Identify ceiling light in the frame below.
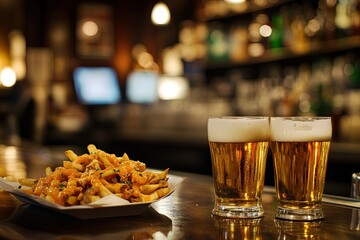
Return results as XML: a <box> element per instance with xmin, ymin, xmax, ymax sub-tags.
<box><xmin>0</xmin><ymin>67</ymin><xmax>17</xmax><ymax>87</ymax></box>
<box><xmin>82</xmin><ymin>21</ymin><xmax>99</xmax><ymax>37</ymax></box>
<box><xmin>151</xmin><ymin>2</ymin><xmax>171</xmax><ymax>25</ymax></box>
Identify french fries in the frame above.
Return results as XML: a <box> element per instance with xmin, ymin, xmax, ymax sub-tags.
<box><xmin>18</xmin><ymin>144</ymin><xmax>170</xmax><ymax>206</ymax></box>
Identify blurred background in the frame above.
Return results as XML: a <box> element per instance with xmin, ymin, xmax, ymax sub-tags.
<box><xmin>0</xmin><ymin>0</ymin><xmax>359</xmax><ymax>196</ymax></box>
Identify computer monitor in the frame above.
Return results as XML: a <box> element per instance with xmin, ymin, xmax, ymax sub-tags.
<box><xmin>126</xmin><ymin>71</ymin><xmax>158</xmax><ymax>104</ymax></box>
<box><xmin>73</xmin><ymin>67</ymin><xmax>121</xmax><ymax>105</ymax></box>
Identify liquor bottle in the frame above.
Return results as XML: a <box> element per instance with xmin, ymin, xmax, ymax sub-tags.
<box><xmin>207</xmin><ymin>22</ymin><xmax>229</xmax><ymax>62</ymax></box>
<box><xmin>269</xmin><ymin>10</ymin><xmax>283</xmax><ymax>49</ymax></box>
<box><xmin>229</xmin><ymin>22</ymin><xmax>248</xmax><ymax>62</ymax></box>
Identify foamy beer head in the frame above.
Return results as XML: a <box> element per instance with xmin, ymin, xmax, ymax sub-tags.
<box><xmin>270</xmin><ymin>117</ymin><xmax>332</xmax><ymax>142</ymax></box>
<box><xmin>208</xmin><ymin>117</ymin><xmax>269</xmax><ymax>142</ymax></box>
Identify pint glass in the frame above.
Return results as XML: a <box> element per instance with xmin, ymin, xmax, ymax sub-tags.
<box><xmin>208</xmin><ymin>117</ymin><xmax>269</xmax><ymax>218</ymax></box>
<box><xmin>270</xmin><ymin>117</ymin><xmax>332</xmax><ymax>221</ymax></box>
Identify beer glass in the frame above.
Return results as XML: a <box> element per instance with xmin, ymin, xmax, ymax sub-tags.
<box><xmin>208</xmin><ymin>117</ymin><xmax>269</xmax><ymax>218</ymax></box>
<box><xmin>270</xmin><ymin>117</ymin><xmax>332</xmax><ymax>221</ymax></box>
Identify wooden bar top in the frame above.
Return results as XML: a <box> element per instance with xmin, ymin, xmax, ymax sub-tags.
<box><xmin>0</xmin><ymin>142</ymin><xmax>359</xmax><ymax>239</ymax></box>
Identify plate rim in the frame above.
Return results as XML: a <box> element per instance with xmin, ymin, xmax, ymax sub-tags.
<box><xmin>0</xmin><ymin>174</ymin><xmax>185</xmax><ymax>219</ymax></box>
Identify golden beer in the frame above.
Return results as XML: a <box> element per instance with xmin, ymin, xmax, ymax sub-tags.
<box><xmin>270</xmin><ymin>117</ymin><xmax>332</xmax><ymax>221</ymax></box>
<box><xmin>210</xmin><ymin>141</ymin><xmax>268</xmax><ymax>212</ymax></box>
<box><xmin>272</xmin><ymin>141</ymin><xmax>330</xmax><ymax>207</ymax></box>
<box><xmin>208</xmin><ymin>117</ymin><xmax>269</xmax><ymax>218</ymax></box>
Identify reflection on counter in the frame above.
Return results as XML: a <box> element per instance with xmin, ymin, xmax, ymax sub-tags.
<box><xmin>274</xmin><ymin>219</ymin><xmax>323</xmax><ymax>239</ymax></box>
<box><xmin>214</xmin><ymin>217</ymin><xmax>262</xmax><ymax>240</ymax></box>
<box><xmin>5</xmin><ymin>204</ymin><xmax>173</xmax><ymax>239</ymax></box>
<box><xmin>351</xmin><ymin>209</ymin><xmax>360</xmax><ymax>231</ymax></box>
<box><xmin>0</xmin><ymin>143</ymin><xmax>80</xmax><ymax>180</ymax></box>
<box><xmin>0</xmin><ymin>145</ymin><xmax>27</xmax><ymax>180</ymax></box>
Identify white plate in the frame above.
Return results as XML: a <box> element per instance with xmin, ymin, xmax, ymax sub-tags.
<box><xmin>0</xmin><ymin>175</ymin><xmax>185</xmax><ymax>219</ymax></box>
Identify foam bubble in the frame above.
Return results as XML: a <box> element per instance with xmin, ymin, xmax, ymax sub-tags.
<box><xmin>208</xmin><ymin>117</ymin><xmax>269</xmax><ymax>142</ymax></box>
<box><xmin>270</xmin><ymin>117</ymin><xmax>332</xmax><ymax>142</ymax></box>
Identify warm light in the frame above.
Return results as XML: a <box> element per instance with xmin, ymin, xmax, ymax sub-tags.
<box><xmin>158</xmin><ymin>75</ymin><xmax>189</xmax><ymax>100</ymax></box>
<box><xmin>11</xmin><ymin>59</ymin><xmax>26</xmax><ymax>80</ymax></box>
<box><xmin>259</xmin><ymin>24</ymin><xmax>272</xmax><ymax>37</ymax></box>
<box><xmin>132</xmin><ymin>44</ymin><xmax>147</xmax><ymax>61</ymax></box>
<box><xmin>82</xmin><ymin>21</ymin><xmax>99</xmax><ymax>37</ymax></box>
<box><xmin>179</xmin><ymin>23</ymin><xmax>196</xmax><ymax>45</ymax></box>
<box><xmin>3</xmin><ymin>146</ymin><xmax>26</xmax><ymax>179</ymax></box>
<box><xmin>0</xmin><ymin>67</ymin><xmax>17</xmax><ymax>87</ymax></box>
<box><xmin>138</xmin><ymin>52</ymin><xmax>155</xmax><ymax>69</ymax></box>
<box><xmin>151</xmin><ymin>2</ymin><xmax>171</xmax><ymax>25</ymax></box>
<box><xmin>335</xmin><ymin>2</ymin><xmax>352</xmax><ymax>30</ymax></box>
<box><xmin>248</xmin><ymin>43</ymin><xmax>265</xmax><ymax>57</ymax></box>
<box><xmin>9</xmin><ymin>31</ymin><xmax>26</xmax><ymax>58</ymax></box>
<box><xmin>9</xmin><ymin>31</ymin><xmax>26</xmax><ymax>80</ymax></box>
<box><xmin>248</xmin><ymin>23</ymin><xmax>261</xmax><ymax>41</ymax></box>
<box><xmin>225</xmin><ymin>0</ymin><xmax>246</xmax><ymax>3</ymax></box>
<box><xmin>305</xmin><ymin>19</ymin><xmax>321</xmax><ymax>37</ymax></box>
<box><xmin>254</xmin><ymin>0</ymin><xmax>268</xmax><ymax>6</ymax></box>
<box><xmin>162</xmin><ymin>47</ymin><xmax>183</xmax><ymax>75</ymax></box>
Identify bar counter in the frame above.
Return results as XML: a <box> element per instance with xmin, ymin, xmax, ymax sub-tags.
<box><xmin>0</xmin><ymin>142</ymin><xmax>359</xmax><ymax>239</ymax></box>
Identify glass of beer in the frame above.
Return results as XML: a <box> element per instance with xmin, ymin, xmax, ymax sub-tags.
<box><xmin>270</xmin><ymin>117</ymin><xmax>332</xmax><ymax>221</ymax></box>
<box><xmin>208</xmin><ymin>116</ymin><xmax>269</xmax><ymax>218</ymax></box>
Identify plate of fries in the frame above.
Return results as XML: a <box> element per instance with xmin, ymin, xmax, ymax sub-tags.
<box><xmin>0</xmin><ymin>144</ymin><xmax>184</xmax><ymax>219</ymax></box>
